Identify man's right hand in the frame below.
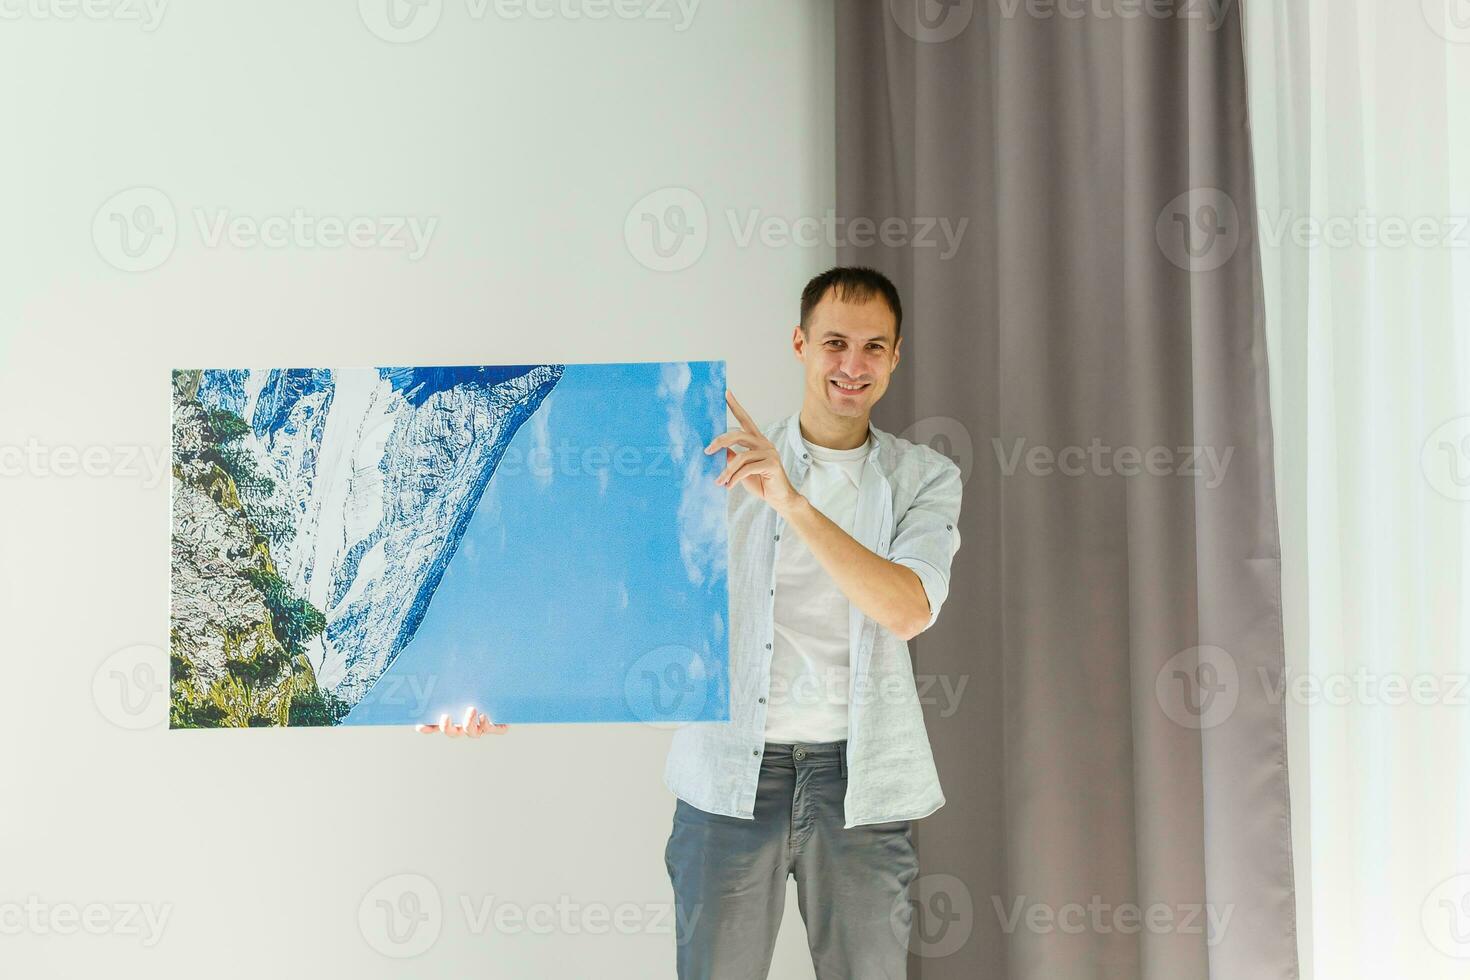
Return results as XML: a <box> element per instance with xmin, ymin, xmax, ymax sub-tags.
<box><xmin>415</xmin><ymin>705</ymin><xmax>508</xmax><ymax>738</ymax></box>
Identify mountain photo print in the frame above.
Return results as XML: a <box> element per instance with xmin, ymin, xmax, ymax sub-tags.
<box><xmin>168</xmin><ymin>361</ymin><xmax>730</xmax><ymax>729</ymax></box>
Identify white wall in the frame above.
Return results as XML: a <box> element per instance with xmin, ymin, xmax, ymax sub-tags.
<box><xmin>0</xmin><ymin>3</ymin><xmax>834</xmax><ymax>976</ymax></box>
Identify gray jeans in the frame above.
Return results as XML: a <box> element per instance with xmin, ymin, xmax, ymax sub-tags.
<box><xmin>664</xmin><ymin>739</ymin><xmax>919</xmax><ymax>980</ymax></box>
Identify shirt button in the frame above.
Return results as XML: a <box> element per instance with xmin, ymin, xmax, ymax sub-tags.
<box><xmin>752</xmin><ymin>749</ymin><xmax>760</xmax><ymax>756</ymax></box>
<box><xmin>773</xmin><ymin>534</ymin><xmax>780</xmax><ymax>541</ymax></box>
<box><xmin>947</xmin><ymin>524</ymin><xmax>953</xmax><ymax>530</ymax></box>
<box><xmin>765</xmin><ymin>643</ymin><xmax>772</xmax><ymax>649</ymax></box>
<box><xmin>758</xmin><ymin>697</ymin><xmax>766</xmax><ymax>703</ymax></box>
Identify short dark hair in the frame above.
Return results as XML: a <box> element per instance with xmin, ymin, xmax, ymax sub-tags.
<box><xmin>799</xmin><ymin>266</ymin><xmax>903</xmax><ymax>342</ymax></box>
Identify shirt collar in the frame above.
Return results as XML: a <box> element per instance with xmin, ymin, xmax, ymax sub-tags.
<box><xmin>781</xmin><ymin>410</ymin><xmax>884</xmax><ymax>477</ymax></box>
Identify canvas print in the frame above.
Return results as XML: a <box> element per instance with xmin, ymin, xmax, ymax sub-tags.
<box><xmin>169</xmin><ymin>361</ymin><xmax>729</xmax><ymax>728</ymax></box>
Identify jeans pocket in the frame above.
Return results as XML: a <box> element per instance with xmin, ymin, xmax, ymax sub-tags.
<box><xmin>665</xmin><ymin>802</ymin><xmax>685</xmax><ymax>881</ymax></box>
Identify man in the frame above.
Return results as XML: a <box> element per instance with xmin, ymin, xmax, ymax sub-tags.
<box><xmin>662</xmin><ymin>266</ymin><xmax>963</xmax><ymax>979</ymax></box>
<box><xmin>421</xmin><ymin>266</ymin><xmax>963</xmax><ymax>980</ymax></box>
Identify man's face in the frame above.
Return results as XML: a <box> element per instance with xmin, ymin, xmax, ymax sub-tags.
<box><xmin>794</xmin><ymin>291</ymin><xmax>902</xmax><ymax>420</ymax></box>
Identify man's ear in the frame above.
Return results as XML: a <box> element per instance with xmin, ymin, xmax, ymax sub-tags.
<box><xmin>892</xmin><ymin>334</ymin><xmax>903</xmax><ymax>370</ymax></box>
<box><xmin>792</xmin><ymin>324</ymin><xmax>806</xmax><ymax>360</ymax></box>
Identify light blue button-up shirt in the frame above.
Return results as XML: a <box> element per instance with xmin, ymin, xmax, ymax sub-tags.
<box><xmin>663</xmin><ymin>409</ymin><xmax>964</xmax><ymax>829</ymax></box>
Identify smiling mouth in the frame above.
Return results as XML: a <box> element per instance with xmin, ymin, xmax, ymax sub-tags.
<box><xmin>830</xmin><ymin>379</ymin><xmax>870</xmax><ymax>393</ymax></box>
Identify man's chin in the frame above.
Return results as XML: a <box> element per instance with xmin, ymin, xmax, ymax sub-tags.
<box><xmin>824</xmin><ymin>392</ymin><xmax>872</xmax><ymax>417</ymax></box>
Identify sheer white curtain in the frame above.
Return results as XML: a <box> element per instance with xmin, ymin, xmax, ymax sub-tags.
<box><xmin>1244</xmin><ymin>2</ymin><xmax>1470</xmax><ymax>977</ymax></box>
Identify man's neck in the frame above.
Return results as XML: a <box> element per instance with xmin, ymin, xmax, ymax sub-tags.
<box><xmin>797</xmin><ymin>403</ymin><xmax>871</xmax><ymax>451</ymax></box>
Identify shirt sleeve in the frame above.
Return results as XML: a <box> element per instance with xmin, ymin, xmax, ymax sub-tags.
<box><xmin>886</xmin><ymin>455</ymin><xmax>964</xmax><ymax>634</ymax></box>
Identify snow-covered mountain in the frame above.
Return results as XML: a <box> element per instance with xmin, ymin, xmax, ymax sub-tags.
<box><xmin>193</xmin><ymin>364</ymin><xmax>563</xmax><ymax>708</ymax></box>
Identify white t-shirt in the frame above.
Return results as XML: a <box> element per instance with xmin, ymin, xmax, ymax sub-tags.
<box><xmin>762</xmin><ymin>434</ymin><xmax>869</xmax><ymax>743</ymax></box>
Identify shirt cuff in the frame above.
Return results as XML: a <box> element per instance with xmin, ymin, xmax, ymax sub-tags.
<box><xmin>892</xmin><ymin>555</ymin><xmax>948</xmax><ymax>633</ymax></box>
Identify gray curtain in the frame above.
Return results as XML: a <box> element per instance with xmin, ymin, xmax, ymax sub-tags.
<box><xmin>835</xmin><ymin>3</ymin><xmax>1300</xmax><ymax>979</ymax></box>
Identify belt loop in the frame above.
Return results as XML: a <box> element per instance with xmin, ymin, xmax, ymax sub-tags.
<box><xmin>839</xmin><ymin>743</ymin><xmax>847</xmax><ymax>780</ymax></box>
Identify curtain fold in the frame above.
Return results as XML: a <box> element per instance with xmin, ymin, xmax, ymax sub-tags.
<box><xmin>837</xmin><ymin>4</ymin><xmax>1299</xmax><ymax>977</ymax></box>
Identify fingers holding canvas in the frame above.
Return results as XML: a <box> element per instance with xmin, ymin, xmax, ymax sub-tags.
<box><xmin>725</xmin><ymin>389</ymin><xmax>758</xmax><ymax>433</ymax></box>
